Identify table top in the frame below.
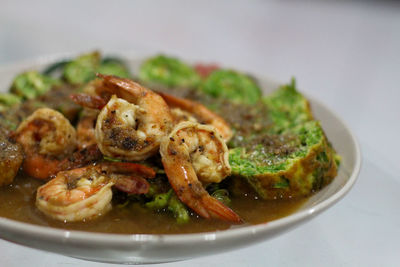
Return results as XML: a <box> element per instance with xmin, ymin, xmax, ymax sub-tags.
<box><xmin>1</xmin><ymin>1</ymin><xmax>399</xmax><ymax>266</ymax></box>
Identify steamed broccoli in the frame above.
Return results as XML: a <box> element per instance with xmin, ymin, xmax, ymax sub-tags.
<box><xmin>201</xmin><ymin>70</ymin><xmax>262</xmax><ymax>105</ymax></box>
<box><xmin>11</xmin><ymin>71</ymin><xmax>59</xmax><ymax>99</ymax></box>
<box><xmin>97</xmin><ymin>58</ymin><xmax>131</xmax><ymax>78</ymax></box>
<box><xmin>146</xmin><ymin>189</ymin><xmax>190</xmax><ymax>224</ymax></box>
<box><xmin>0</xmin><ymin>93</ymin><xmax>21</xmax><ymax>111</ymax></box>
<box><xmin>168</xmin><ymin>194</ymin><xmax>190</xmax><ymax>224</ymax></box>
<box><xmin>63</xmin><ymin>51</ymin><xmax>101</xmax><ymax>84</ymax></box>
<box><xmin>139</xmin><ymin>54</ymin><xmax>200</xmax><ymax>88</ymax></box>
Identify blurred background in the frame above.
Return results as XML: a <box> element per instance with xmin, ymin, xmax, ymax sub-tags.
<box><xmin>1</xmin><ymin>1</ymin><xmax>399</xmax><ymax>266</ymax></box>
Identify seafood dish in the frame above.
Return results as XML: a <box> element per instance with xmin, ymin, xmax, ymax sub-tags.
<box><xmin>0</xmin><ymin>52</ymin><xmax>339</xmax><ymax>234</ymax></box>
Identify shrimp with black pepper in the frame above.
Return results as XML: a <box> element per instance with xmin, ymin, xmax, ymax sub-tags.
<box><xmin>75</xmin><ymin>74</ymin><xmax>174</xmax><ymax>161</ymax></box>
<box><xmin>160</xmin><ymin>121</ymin><xmax>241</xmax><ymax>222</ymax></box>
<box><xmin>14</xmin><ymin>108</ymin><xmax>102</xmax><ymax>179</ymax></box>
<box><xmin>14</xmin><ymin>108</ymin><xmax>77</xmax><ymax>179</ymax></box>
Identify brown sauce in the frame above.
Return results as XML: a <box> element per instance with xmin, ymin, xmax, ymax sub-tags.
<box><xmin>0</xmin><ymin>175</ymin><xmax>307</xmax><ymax>234</ymax></box>
<box><xmin>0</xmin><ymin>79</ymin><xmax>309</xmax><ymax>234</ymax></box>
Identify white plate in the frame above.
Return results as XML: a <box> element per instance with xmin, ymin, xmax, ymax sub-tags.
<box><xmin>0</xmin><ymin>53</ymin><xmax>361</xmax><ymax>264</ymax></box>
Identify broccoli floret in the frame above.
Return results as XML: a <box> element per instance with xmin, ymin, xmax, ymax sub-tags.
<box><xmin>97</xmin><ymin>58</ymin><xmax>131</xmax><ymax>78</ymax></box>
<box><xmin>168</xmin><ymin>193</ymin><xmax>190</xmax><ymax>224</ymax></box>
<box><xmin>11</xmin><ymin>71</ymin><xmax>59</xmax><ymax>100</ymax></box>
<box><xmin>145</xmin><ymin>190</ymin><xmax>172</xmax><ymax>210</ymax></box>
<box><xmin>139</xmin><ymin>54</ymin><xmax>200</xmax><ymax>88</ymax></box>
<box><xmin>0</xmin><ymin>93</ymin><xmax>21</xmax><ymax>107</ymax></box>
<box><xmin>145</xmin><ymin>189</ymin><xmax>190</xmax><ymax>224</ymax></box>
<box><xmin>201</xmin><ymin>69</ymin><xmax>262</xmax><ymax>105</ymax></box>
<box><xmin>48</xmin><ymin>53</ymin><xmax>130</xmax><ymax>83</ymax></box>
<box><xmin>63</xmin><ymin>51</ymin><xmax>101</xmax><ymax>84</ymax></box>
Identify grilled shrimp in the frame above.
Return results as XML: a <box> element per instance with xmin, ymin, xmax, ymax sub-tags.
<box><xmin>94</xmin><ymin>74</ymin><xmax>173</xmax><ymax>161</ymax></box>
<box><xmin>36</xmin><ymin>162</ymin><xmax>155</xmax><ymax>222</ymax></box>
<box><xmin>14</xmin><ymin>108</ymin><xmax>77</xmax><ymax>179</ymax></box>
<box><xmin>14</xmin><ymin>108</ymin><xmax>102</xmax><ymax>179</ymax></box>
<box><xmin>160</xmin><ymin>121</ymin><xmax>241</xmax><ymax>222</ymax></box>
<box><xmin>158</xmin><ymin>92</ymin><xmax>232</xmax><ymax>142</ymax></box>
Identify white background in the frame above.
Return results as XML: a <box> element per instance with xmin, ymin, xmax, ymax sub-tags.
<box><xmin>1</xmin><ymin>0</ymin><xmax>399</xmax><ymax>266</ymax></box>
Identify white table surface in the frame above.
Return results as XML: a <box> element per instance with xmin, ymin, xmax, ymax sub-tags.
<box><xmin>1</xmin><ymin>0</ymin><xmax>399</xmax><ymax>266</ymax></box>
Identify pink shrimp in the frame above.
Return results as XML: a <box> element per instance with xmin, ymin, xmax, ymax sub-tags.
<box><xmin>36</xmin><ymin>162</ymin><xmax>156</xmax><ymax>222</ymax></box>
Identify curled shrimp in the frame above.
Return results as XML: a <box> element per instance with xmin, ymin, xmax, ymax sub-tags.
<box><xmin>93</xmin><ymin>74</ymin><xmax>173</xmax><ymax>161</ymax></box>
<box><xmin>14</xmin><ymin>108</ymin><xmax>77</xmax><ymax>179</ymax></box>
<box><xmin>36</xmin><ymin>166</ymin><xmax>114</xmax><ymax>222</ymax></box>
<box><xmin>158</xmin><ymin>92</ymin><xmax>233</xmax><ymax>142</ymax></box>
<box><xmin>14</xmin><ymin>108</ymin><xmax>102</xmax><ymax>179</ymax></box>
<box><xmin>36</xmin><ymin>162</ymin><xmax>155</xmax><ymax>222</ymax></box>
<box><xmin>160</xmin><ymin>121</ymin><xmax>241</xmax><ymax>222</ymax></box>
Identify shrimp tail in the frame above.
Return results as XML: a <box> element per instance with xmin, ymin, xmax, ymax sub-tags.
<box><xmin>164</xmin><ymin>159</ymin><xmax>242</xmax><ymax>223</ymax></box>
<box><xmin>116</xmin><ymin>162</ymin><xmax>156</xmax><ymax>178</ymax></box>
<box><xmin>114</xmin><ymin>176</ymin><xmax>150</xmax><ymax>194</ymax></box>
<box><xmin>201</xmin><ymin>195</ymin><xmax>242</xmax><ymax>223</ymax></box>
<box><xmin>100</xmin><ymin>162</ymin><xmax>156</xmax><ymax>179</ymax></box>
<box><xmin>70</xmin><ymin>93</ymin><xmax>107</xmax><ymax>110</ymax></box>
<box><xmin>170</xmin><ymin>181</ymin><xmax>242</xmax><ymax>223</ymax></box>
<box><xmin>23</xmin><ymin>153</ymin><xmax>64</xmax><ymax>180</ymax></box>
<box><xmin>95</xmin><ymin>74</ymin><xmax>147</xmax><ymax>104</ymax></box>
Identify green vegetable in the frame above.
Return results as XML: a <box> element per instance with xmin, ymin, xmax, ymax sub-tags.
<box><xmin>145</xmin><ymin>189</ymin><xmax>190</xmax><ymax>223</ymax></box>
<box><xmin>63</xmin><ymin>51</ymin><xmax>101</xmax><ymax>84</ymax></box>
<box><xmin>145</xmin><ymin>190</ymin><xmax>172</xmax><ymax>210</ymax></box>
<box><xmin>11</xmin><ymin>71</ymin><xmax>59</xmax><ymax>99</ymax></box>
<box><xmin>97</xmin><ymin>58</ymin><xmax>131</xmax><ymax>78</ymax></box>
<box><xmin>201</xmin><ymin>69</ymin><xmax>262</xmax><ymax>105</ymax></box>
<box><xmin>273</xmin><ymin>177</ymin><xmax>290</xmax><ymax>189</ymax></box>
<box><xmin>0</xmin><ymin>93</ymin><xmax>21</xmax><ymax>112</ymax></box>
<box><xmin>43</xmin><ymin>60</ymin><xmax>71</xmax><ymax>77</ymax></box>
<box><xmin>168</xmin><ymin>193</ymin><xmax>190</xmax><ymax>224</ymax></box>
<box><xmin>103</xmin><ymin>156</ymin><xmax>123</xmax><ymax>162</ymax></box>
<box><xmin>334</xmin><ymin>154</ymin><xmax>342</xmax><ymax>167</ymax></box>
<box><xmin>0</xmin><ymin>93</ymin><xmax>21</xmax><ymax>106</ymax></box>
<box><xmin>145</xmin><ymin>183</ymin><xmax>158</xmax><ymax>198</ymax></box>
<box><xmin>211</xmin><ymin>189</ymin><xmax>231</xmax><ymax>206</ymax></box>
<box><xmin>139</xmin><ymin>54</ymin><xmax>200</xmax><ymax>87</ymax></box>
<box><xmin>263</xmin><ymin>78</ymin><xmax>313</xmax><ymax>132</ymax></box>
<box><xmin>228</xmin><ymin>79</ymin><xmax>339</xmax><ymax>199</ymax></box>
<box><xmin>62</xmin><ymin>53</ymin><xmax>131</xmax><ymax>84</ymax></box>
